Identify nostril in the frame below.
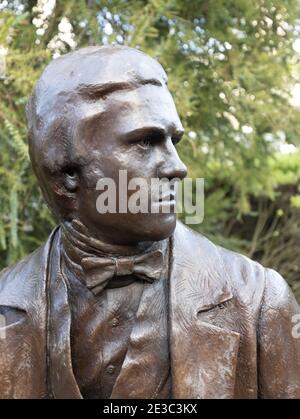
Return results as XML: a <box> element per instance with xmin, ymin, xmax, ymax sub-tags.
<box><xmin>173</xmin><ymin>163</ymin><xmax>187</xmax><ymax>180</ymax></box>
<box><xmin>158</xmin><ymin>160</ymin><xmax>187</xmax><ymax>181</ymax></box>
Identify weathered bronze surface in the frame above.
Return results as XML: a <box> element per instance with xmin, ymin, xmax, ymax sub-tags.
<box><xmin>0</xmin><ymin>46</ymin><xmax>299</xmax><ymax>399</ymax></box>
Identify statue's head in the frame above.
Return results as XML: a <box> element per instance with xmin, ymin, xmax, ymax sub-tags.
<box><xmin>26</xmin><ymin>45</ymin><xmax>187</xmax><ymax>244</ymax></box>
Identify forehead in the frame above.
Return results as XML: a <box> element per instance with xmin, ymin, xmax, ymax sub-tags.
<box><xmin>78</xmin><ymin>84</ymin><xmax>182</xmax><ymax>134</ymax></box>
<box><xmin>40</xmin><ymin>47</ymin><xmax>166</xmax><ymax>100</ymax></box>
<box><xmin>35</xmin><ymin>47</ymin><xmax>168</xmax><ymax>128</ymax></box>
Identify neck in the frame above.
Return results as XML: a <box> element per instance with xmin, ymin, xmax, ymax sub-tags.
<box><xmin>60</xmin><ymin>219</ymin><xmax>165</xmax><ymax>289</ymax></box>
<box><xmin>62</xmin><ymin>219</ymin><xmax>156</xmax><ymax>257</ymax></box>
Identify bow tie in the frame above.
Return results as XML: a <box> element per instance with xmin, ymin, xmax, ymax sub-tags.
<box><xmin>81</xmin><ymin>249</ymin><xmax>164</xmax><ymax>295</ymax></box>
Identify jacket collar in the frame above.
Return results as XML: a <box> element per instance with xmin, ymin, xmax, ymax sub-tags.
<box><xmin>170</xmin><ymin>221</ymin><xmax>234</xmax><ymax>315</ymax></box>
<box><xmin>46</xmin><ymin>228</ymin><xmax>83</xmax><ymax>399</ymax></box>
<box><xmin>0</xmin><ymin>221</ymin><xmax>233</xmax><ymax>319</ymax></box>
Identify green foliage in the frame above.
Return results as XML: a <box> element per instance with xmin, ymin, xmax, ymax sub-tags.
<box><xmin>0</xmin><ymin>0</ymin><xmax>300</xmax><ymax>299</ymax></box>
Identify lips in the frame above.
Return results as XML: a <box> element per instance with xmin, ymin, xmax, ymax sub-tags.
<box><xmin>158</xmin><ymin>192</ymin><xmax>176</xmax><ymax>203</ymax></box>
<box><xmin>156</xmin><ymin>193</ymin><xmax>177</xmax><ymax>213</ymax></box>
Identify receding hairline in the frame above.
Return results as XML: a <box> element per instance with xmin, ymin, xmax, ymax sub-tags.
<box><xmin>41</xmin><ymin>45</ymin><xmax>168</xmax><ymax>84</ymax></box>
<box><xmin>29</xmin><ymin>45</ymin><xmax>168</xmax><ymax>110</ymax></box>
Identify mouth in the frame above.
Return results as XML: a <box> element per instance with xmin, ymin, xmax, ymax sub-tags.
<box><xmin>158</xmin><ymin>200</ymin><xmax>176</xmax><ymax>208</ymax></box>
<box><xmin>155</xmin><ymin>193</ymin><xmax>177</xmax><ymax>213</ymax></box>
<box><xmin>158</xmin><ymin>192</ymin><xmax>176</xmax><ymax>203</ymax></box>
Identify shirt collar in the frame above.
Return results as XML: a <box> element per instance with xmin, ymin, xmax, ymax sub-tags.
<box><xmin>60</xmin><ymin>219</ymin><xmax>169</xmax><ymax>289</ymax></box>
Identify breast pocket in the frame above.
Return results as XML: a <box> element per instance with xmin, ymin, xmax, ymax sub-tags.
<box><xmin>197</xmin><ymin>298</ymin><xmax>240</xmax><ymax>332</ymax></box>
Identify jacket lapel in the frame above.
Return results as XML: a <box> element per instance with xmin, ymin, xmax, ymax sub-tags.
<box><xmin>47</xmin><ymin>228</ymin><xmax>83</xmax><ymax>399</ymax></box>
<box><xmin>0</xmin><ymin>228</ymin><xmax>57</xmax><ymax>398</ymax></box>
<box><xmin>169</xmin><ymin>222</ymin><xmax>240</xmax><ymax>399</ymax></box>
<box><xmin>0</xmin><ymin>227</ymin><xmax>83</xmax><ymax>399</ymax></box>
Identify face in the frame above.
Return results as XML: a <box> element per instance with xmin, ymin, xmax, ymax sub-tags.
<box><xmin>29</xmin><ymin>48</ymin><xmax>188</xmax><ymax>245</ymax></box>
<box><xmin>62</xmin><ymin>76</ymin><xmax>187</xmax><ymax>244</ymax></box>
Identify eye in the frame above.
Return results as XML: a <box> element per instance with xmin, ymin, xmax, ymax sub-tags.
<box><xmin>137</xmin><ymin>137</ymin><xmax>152</xmax><ymax>150</ymax></box>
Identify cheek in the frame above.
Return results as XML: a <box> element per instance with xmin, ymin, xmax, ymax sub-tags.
<box><xmin>108</xmin><ymin>147</ymin><xmax>149</xmax><ymax>178</ymax></box>
<box><xmin>79</xmin><ymin>145</ymin><xmax>158</xmax><ymax>194</ymax></box>
<box><xmin>117</xmin><ymin>147</ymin><xmax>159</xmax><ymax>175</ymax></box>
<box><xmin>77</xmin><ymin>188</ymin><xmax>99</xmax><ymax>221</ymax></box>
<box><xmin>81</xmin><ymin>164</ymin><xmax>106</xmax><ymax>189</ymax></box>
<box><xmin>79</xmin><ymin>148</ymin><xmax>121</xmax><ymax>188</ymax></box>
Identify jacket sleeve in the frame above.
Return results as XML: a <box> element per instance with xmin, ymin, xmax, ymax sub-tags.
<box><xmin>258</xmin><ymin>268</ymin><xmax>300</xmax><ymax>399</ymax></box>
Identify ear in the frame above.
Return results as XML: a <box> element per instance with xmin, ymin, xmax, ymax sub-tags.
<box><xmin>48</xmin><ymin>169</ymin><xmax>80</xmax><ymax>220</ymax></box>
<box><xmin>63</xmin><ymin>168</ymin><xmax>80</xmax><ymax>192</ymax></box>
<box><xmin>50</xmin><ymin>168</ymin><xmax>80</xmax><ymax>216</ymax></box>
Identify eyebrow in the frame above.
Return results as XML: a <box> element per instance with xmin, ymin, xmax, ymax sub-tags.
<box><xmin>120</xmin><ymin>126</ymin><xmax>185</xmax><ymax>143</ymax></box>
<box><xmin>77</xmin><ymin>76</ymin><xmax>163</xmax><ymax>101</ymax></box>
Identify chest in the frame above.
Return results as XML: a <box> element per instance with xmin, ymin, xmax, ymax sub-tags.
<box><xmin>67</xmin><ymin>275</ymin><xmax>170</xmax><ymax>398</ymax></box>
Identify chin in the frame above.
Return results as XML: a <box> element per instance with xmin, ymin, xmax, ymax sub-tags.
<box><xmin>88</xmin><ymin>213</ymin><xmax>177</xmax><ymax>244</ymax></box>
<box><xmin>134</xmin><ymin>214</ymin><xmax>177</xmax><ymax>242</ymax></box>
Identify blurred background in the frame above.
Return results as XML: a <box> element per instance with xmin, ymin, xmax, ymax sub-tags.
<box><xmin>0</xmin><ymin>0</ymin><xmax>300</xmax><ymax>301</ymax></box>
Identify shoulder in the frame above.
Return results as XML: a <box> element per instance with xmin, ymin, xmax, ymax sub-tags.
<box><xmin>175</xmin><ymin>221</ymin><xmax>297</xmax><ymax>310</ymax></box>
<box><xmin>0</xmin><ymin>227</ymin><xmax>60</xmax><ymax>308</ymax></box>
<box><xmin>260</xmin><ymin>267</ymin><xmax>300</xmax><ymax>317</ymax></box>
<box><xmin>217</xmin><ymin>243</ymin><xmax>299</xmax><ymax>312</ymax></box>
<box><xmin>0</xmin><ymin>247</ymin><xmax>42</xmax><ymax>282</ymax></box>
<box><xmin>176</xmin><ymin>220</ymin><xmax>265</xmax><ymax>281</ymax></box>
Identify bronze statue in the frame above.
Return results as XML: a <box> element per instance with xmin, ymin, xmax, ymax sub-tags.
<box><xmin>0</xmin><ymin>45</ymin><xmax>299</xmax><ymax>399</ymax></box>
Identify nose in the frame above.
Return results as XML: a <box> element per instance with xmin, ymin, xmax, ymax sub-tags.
<box><xmin>157</xmin><ymin>138</ymin><xmax>187</xmax><ymax>180</ymax></box>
